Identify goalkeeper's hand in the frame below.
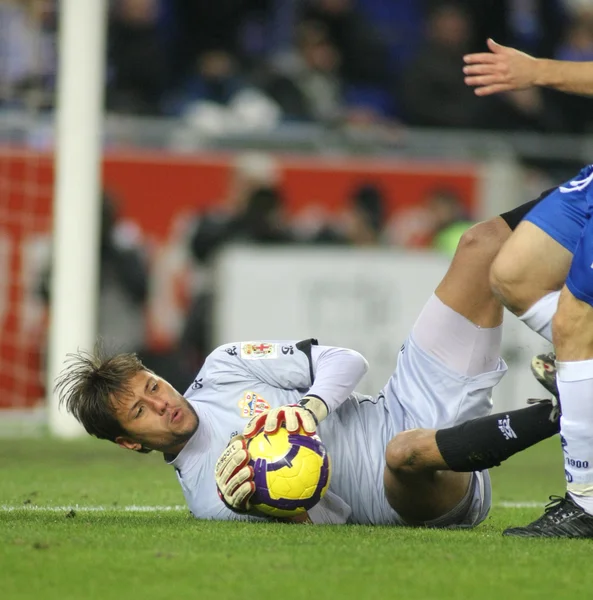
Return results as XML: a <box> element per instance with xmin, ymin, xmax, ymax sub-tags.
<box><xmin>215</xmin><ymin>435</ymin><xmax>255</xmax><ymax>513</ymax></box>
<box><xmin>243</xmin><ymin>396</ymin><xmax>329</xmax><ymax>438</ymax></box>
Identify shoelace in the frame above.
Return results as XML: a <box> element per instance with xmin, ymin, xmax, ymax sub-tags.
<box><xmin>523</xmin><ymin>495</ymin><xmax>568</xmax><ymax>528</ymax></box>
<box><xmin>543</xmin><ymin>495</ymin><xmax>566</xmax><ymax>513</ymax></box>
<box><xmin>526</xmin><ymin>398</ymin><xmax>561</xmax><ymax>423</ymax></box>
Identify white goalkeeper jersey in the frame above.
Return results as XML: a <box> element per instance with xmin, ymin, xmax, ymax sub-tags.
<box><xmin>166</xmin><ymin>339</ymin><xmax>404</xmax><ymax>526</ymax></box>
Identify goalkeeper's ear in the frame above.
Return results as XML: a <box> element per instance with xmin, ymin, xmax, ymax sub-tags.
<box><xmin>116</xmin><ymin>437</ymin><xmax>153</xmax><ymax>453</ymax></box>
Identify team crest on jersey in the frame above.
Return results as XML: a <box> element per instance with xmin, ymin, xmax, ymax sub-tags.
<box><xmin>240</xmin><ymin>342</ymin><xmax>277</xmax><ymax>360</ymax></box>
<box><xmin>238</xmin><ymin>392</ymin><xmax>270</xmax><ymax>418</ymax></box>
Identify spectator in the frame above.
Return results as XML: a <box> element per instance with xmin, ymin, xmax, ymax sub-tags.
<box><xmin>39</xmin><ymin>192</ymin><xmax>150</xmax><ymax>354</ymax></box>
<box><xmin>107</xmin><ymin>0</ymin><xmax>167</xmax><ymax>115</ymax></box>
<box><xmin>426</xmin><ymin>188</ymin><xmax>474</xmax><ymax>256</ymax></box>
<box><xmin>555</xmin><ymin>9</ymin><xmax>593</xmax><ymax>62</ymax></box>
<box><xmin>302</xmin><ymin>0</ymin><xmax>390</xmax><ymax>89</ymax></box>
<box><xmin>163</xmin><ymin>50</ymin><xmax>246</xmax><ymax>116</ymax></box>
<box><xmin>543</xmin><ymin>8</ymin><xmax>593</xmax><ymax>133</ymax></box>
<box><xmin>0</xmin><ymin>0</ymin><xmax>56</xmax><ymax>110</ymax></box>
<box><xmin>164</xmin><ymin>49</ymin><xmax>281</xmax><ymax>134</ymax></box>
<box><xmin>169</xmin><ymin>0</ymin><xmax>273</xmax><ymax>73</ymax></box>
<box><xmin>341</xmin><ymin>183</ymin><xmax>387</xmax><ymax>246</ymax></box>
<box><xmin>181</xmin><ymin>153</ymin><xmax>288</xmax><ymax>365</ymax></box>
<box><xmin>295</xmin><ymin>183</ymin><xmax>387</xmax><ymax>246</ymax></box>
<box><xmin>400</xmin><ymin>3</ymin><xmax>486</xmax><ymax>128</ymax></box>
<box><xmin>260</xmin><ymin>20</ymin><xmax>343</xmax><ymax>123</ymax></box>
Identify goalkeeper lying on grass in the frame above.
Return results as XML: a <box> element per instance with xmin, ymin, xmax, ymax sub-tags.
<box><xmin>57</xmin><ymin>195</ymin><xmax>559</xmax><ymax>528</ymax></box>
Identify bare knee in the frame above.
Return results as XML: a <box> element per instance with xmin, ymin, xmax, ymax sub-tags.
<box><xmin>385</xmin><ymin>429</ymin><xmax>441</xmax><ymax>475</ymax></box>
<box><xmin>455</xmin><ymin>218</ymin><xmax>510</xmax><ymax>262</ymax></box>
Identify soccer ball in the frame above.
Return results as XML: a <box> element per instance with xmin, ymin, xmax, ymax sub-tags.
<box><xmin>247</xmin><ymin>426</ymin><xmax>331</xmax><ymax>518</ymax></box>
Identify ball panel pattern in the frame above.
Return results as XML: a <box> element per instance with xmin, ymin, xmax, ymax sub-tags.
<box><xmin>247</xmin><ymin>427</ymin><xmax>331</xmax><ymax>518</ymax></box>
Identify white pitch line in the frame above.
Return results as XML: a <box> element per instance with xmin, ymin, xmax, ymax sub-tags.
<box><xmin>0</xmin><ymin>502</ymin><xmax>543</xmax><ymax>513</ymax></box>
<box><xmin>497</xmin><ymin>501</ymin><xmax>544</xmax><ymax>509</ymax></box>
<box><xmin>0</xmin><ymin>505</ymin><xmax>188</xmax><ymax>513</ymax></box>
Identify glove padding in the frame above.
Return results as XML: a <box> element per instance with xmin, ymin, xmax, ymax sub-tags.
<box><xmin>215</xmin><ymin>435</ymin><xmax>255</xmax><ymax>512</ymax></box>
<box><xmin>243</xmin><ymin>396</ymin><xmax>328</xmax><ymax>438</ymax></box>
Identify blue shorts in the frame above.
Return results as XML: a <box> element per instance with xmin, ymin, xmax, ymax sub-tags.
<box><xmin>524</xmin><ymin>164</ymin><xmax>593</xmax><ymax>254</ymax></box>
<box><xmin>525</xmin><ymin>164</ymin><xmax>593</xmax><ymax>304</ymax></box>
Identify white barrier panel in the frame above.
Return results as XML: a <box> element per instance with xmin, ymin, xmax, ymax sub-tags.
<box><xmin>214</xmin><ymin>246</ymin><xmax>552</xmax><ymax>412</ymax></box>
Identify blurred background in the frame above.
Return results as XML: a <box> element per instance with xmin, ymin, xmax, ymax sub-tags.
<box><xmin>2</xmin><ymin>0</ymin><xmax>591</xmax><ymax>434</ymax></box>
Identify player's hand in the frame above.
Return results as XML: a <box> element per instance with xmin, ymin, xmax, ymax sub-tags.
<box><xmin>463</xmin><ymin>38</ymin><xmax>539</xmax><ymax>96</ymax></box>
<box><xmin>243</xmin><ymin>396</ymin><xmax>329</xmax><ymax>438</ymax></box>
<box><xmin>215</xmin><ymin>435</ymin><xmax>255</xmax><ymax>513</ymax></box>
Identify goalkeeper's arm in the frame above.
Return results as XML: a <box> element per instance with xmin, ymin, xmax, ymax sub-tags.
<box><xmin>244</xmin><ymin>346</ymin><xmax>368</xmax><ymax>436</ymax></box>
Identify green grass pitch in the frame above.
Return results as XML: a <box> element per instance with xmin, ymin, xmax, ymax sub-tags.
<box><xmin>1</xmin><ymin>436</ymin><xmax>591</xmax><ymax>600</ymax></box>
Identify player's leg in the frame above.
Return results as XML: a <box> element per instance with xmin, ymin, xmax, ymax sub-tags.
<box><xmin>490</xmin><ymin>167</ymin><xmax>593</xmax><ymax>342</ymax></box>
<box><xmin>384</xmin><ymin>398</ymin><xmax>559</xmax><ymax>525</ymax></box>
<box><xmin>382</xmin><ymin>214</ymin><xmax>512</xmax><ymax>525</ymax></box>
<box><xmin>505</xmin><ymin>217</ymin><xmax>593</xmax><ymax>537</ymax></box>
<box><xmin>382</xmin><ymin>191</ymin><xmax>570</xmax><ymax>527</ymax></box>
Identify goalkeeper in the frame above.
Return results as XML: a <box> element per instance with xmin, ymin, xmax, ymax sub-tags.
<box><xmin>57</xmin><ymin>194</ymin><xmax>559</xmax><ymax>527</ymax></box>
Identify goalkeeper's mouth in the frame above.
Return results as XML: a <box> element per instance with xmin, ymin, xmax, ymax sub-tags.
<box><xmin>170</xmin><ymin>408</ymin><xmax>182</xmax><ymax>425</ymax></box>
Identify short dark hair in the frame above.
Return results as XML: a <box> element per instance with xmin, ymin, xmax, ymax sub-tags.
<box><xmin>56</xmin><ymin>344</ymin><xmax>149</xmax><ymax>445</ymax></box>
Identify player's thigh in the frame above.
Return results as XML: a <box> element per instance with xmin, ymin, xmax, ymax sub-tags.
<box><xmin>490</xmin><ymin>221</ymin><xmax>572</xmax><ymax>312</ymax></box>
<box><xmin>434</xmin><ymin>217</ymin><xmax>509</xmax><ymax>328</ymax></box>
<box><xmin>490</xmin><ymin>170</ymin><xmax>593</xmax><ymax>313</ymax></box>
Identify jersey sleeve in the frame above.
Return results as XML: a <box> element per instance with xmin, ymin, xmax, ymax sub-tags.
<box><xmin>208</xmin><ymin>339</ymin><xmax>368</xmax><ymax>413</ymax></box>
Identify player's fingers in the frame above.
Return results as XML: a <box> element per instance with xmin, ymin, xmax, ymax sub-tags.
<box><xmin>474</xmin><ymin>83</ymin><xmax>514</xmax><ymax>96</ymax></box>
<box><xmin>217</xmin><ymin>446</ymin><xmax>249</xmax><ymax>484</ymax></box>
<box><xmin>226</xmin><ymin>465</ymin><xmax>254</xmax><ymax>496</ymax></box>
<box><xmin>283</xmin><ymin>409</ymin><xmax>301</xmax><ymax>433</ymax></box>
<box><xmin>231</xmin><ymin>480</ymin><xmax>256</xmax><ymax>508</ymax></box>
<box><xmin>243</xmin><ymin>413</ymin><xmax>267</xmax><ymax>438</ymax></box>
<box><xmin>463</xmin><ymin>52</ymin><xmax>498</xmax><ymax>64</ymax></box>
<box><xmin>297</xmin><ymin>410</ymin><xmax>317</xmax><ymax>435</ymax></box>
<box><xmin>487</xmin><ymin>38</ymin><xmax>506</xmax><ymax>53</ymax></box>
<box><xmin>463</xmin><ymin>64</ymin><xmax>501</xmax><ymax>76</ymax></box>
<box><xmin>464</xmin><ymin>74</ymin><xmax>506</xmax><ymax>87</ymax></box>
<box><xmin>263</xmin><ymin>409</ymin><xmax>283</xmax><ymax>434</ymax></box>
<box><xmin>215</xmin><ymin>439</ymin><xmax>246</xmax><ymax>477</ymax></box>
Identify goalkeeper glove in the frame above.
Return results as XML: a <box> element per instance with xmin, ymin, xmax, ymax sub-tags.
<box><xmin>243</xmin><ymin>396</ymin><xmax>329</xmax><ymax>438</ymax></box>
<box><xmin>214</xmin><ymin>435</ymin><xmax>255</xmax><ymax>513</ymax></box>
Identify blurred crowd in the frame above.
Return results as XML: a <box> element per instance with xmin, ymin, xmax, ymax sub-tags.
<box><xmin>44</xmin><ymin>151</ymin><xmax>471</xmax><ymax>387</ymax></box>
<box><xmin>2</xmin><ymin>0</ymin><xmax>593</xmax><ymax>133</ymax></box>
<box><xmin>5</xmin><ymin>0</ymin><xmax>591</xmax><ymax>389</ymax></box>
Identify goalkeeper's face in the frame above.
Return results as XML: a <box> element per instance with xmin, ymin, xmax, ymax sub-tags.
<box><xmin>113</xmin><ymin>371</ymin><xmax>198</xmax><ymax>454</ymax></box>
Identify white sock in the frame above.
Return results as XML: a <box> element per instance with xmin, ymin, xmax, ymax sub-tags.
<box><xmin>518</xmin><ymin>291</ymin><xmax>560</xmax><ymax>343</ymax></box>
<box><xmin>557</xmin><ymin>359</ymin><xmax>593</xmax><ymax>514</ymax></box>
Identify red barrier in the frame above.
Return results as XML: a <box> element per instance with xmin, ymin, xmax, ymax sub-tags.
<box><xmin>0</xmin><ymin>148</ymin><xmax>479</xmax><ymax>408</ymax></box>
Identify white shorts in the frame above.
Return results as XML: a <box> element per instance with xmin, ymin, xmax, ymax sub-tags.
<box><xmin>383</xmin><ymin>294</ymin><xmax>508</xmax><ymax>527</ymax></box>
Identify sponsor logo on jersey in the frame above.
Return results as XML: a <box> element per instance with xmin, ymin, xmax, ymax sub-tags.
<box><xmin>240</xmin><ymin>342</ymin><xmax>277</xmax><ymax>360</ymax></box>
<box><xmin>238</xmin><ymin>391</ymin><xmax>270</xmax><ymax>418</ymax></box>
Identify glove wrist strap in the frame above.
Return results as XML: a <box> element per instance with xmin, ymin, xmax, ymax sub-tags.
<box><xmin>298</xmin><ymin>395</ymin><xmax>328</xmax><ymax>423</ymax></box>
